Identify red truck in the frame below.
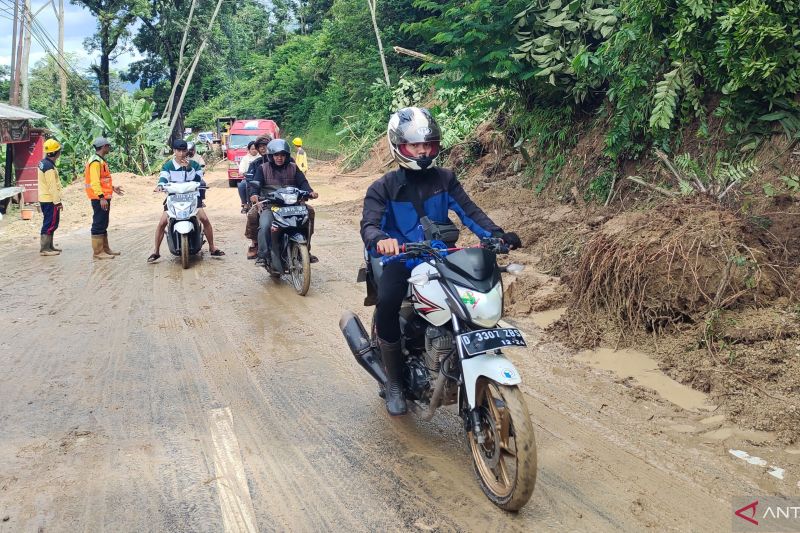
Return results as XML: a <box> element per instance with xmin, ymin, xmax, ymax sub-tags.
<box><xmin>225</xmin><ymin>119</ymin><xmax>280</xmax><ymax>187</ymax></box>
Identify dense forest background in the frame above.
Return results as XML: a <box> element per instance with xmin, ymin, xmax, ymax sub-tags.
<box><xmin>3</xmin><ymin>0</ymin><xmax>799</xmax><ymax>195</ymax></box>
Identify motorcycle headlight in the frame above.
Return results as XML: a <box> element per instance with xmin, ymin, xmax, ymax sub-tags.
<box><xmin>455</xmin><ymin>283</ymin><xmax>503</xmax><ymax>328</ymax></box>
<box><xmin>280</xmin><ymin>193</ymin><xmax>298</xmax><ymax>204</ymax></box>
<box><xmin>171</xmin><ymin>200</ymin><xmax>194</xmax><ymax>219</ymax></box>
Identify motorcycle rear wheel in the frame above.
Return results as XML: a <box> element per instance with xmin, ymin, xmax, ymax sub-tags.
<box><xmin>180</xmin><ymin>234</ymin><xmax>189</xmax><ymax>269</ymax></box>
<box><xmin>467</xmin><ymin>380</ymin><xmax>537</xmax><ymax>511</ymax></box>
<box><xmin>289</xmin><ymin>242</ymin><xmax>311</xmax><ymax>295</ymax></box>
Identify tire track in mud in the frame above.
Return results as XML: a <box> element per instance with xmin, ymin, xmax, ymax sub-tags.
<box><xmin>184</xmin><ymin>206</ymin><xmax>541</xmax><ymax>532</ymax></box>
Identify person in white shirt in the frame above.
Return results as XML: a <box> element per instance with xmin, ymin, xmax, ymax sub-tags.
<box><xmin>237</xmin><ymin>141</ymin><xmax>259</xmax><ymax>213</ymax></box>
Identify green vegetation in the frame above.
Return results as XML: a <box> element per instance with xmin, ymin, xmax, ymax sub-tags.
<box><xmin>14</xmin><ymin>0</ymin><xmax>799</xmax><ymax>190</ymax></box>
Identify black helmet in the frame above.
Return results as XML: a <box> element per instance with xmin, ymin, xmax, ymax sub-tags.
<box><xmin>387</xmin><ymin>107</ymin><xmax>442</xmax><ymax>170</ymax></box>
<box><xmin>267</xmin><ymin>139</ymin><xmax>291</xmax><ymax>156</ymax></box>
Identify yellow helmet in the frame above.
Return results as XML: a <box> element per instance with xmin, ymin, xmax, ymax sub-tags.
<box><xmin>43</xmin><ymin>139</ymin><xmax>62</xmax><ymax>154</ymax></box>
<box><xmin>292</xmin><ymin>137</ymin><xmax>303</xmax><ymax>147</ymax></box>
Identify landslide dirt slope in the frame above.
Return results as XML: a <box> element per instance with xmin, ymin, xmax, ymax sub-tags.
<box><xmin>444</xmin><ymin>118</ymin><xmax>800</xmax><ymax>443</ymax></box>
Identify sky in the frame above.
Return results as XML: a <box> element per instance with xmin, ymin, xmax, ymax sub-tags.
<box><xmin>0</xmin><ymin>1</ymin><xmax>142</xmax><ymax>76</ymax></box>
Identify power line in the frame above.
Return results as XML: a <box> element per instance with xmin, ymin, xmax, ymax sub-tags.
<box><xmin>0</xmin><ymin>0</ymin><xmax>96</xmax><ymax>101</ymax></box>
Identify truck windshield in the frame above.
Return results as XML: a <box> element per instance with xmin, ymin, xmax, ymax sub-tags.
<box><xmin>229</xmin><ymin>134</ymin><xmax>259</xmax><ymax>149</ymax></box>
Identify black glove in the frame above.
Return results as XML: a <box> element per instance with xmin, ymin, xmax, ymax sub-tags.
<box><xmin>500</xmin><ymin>232</ymin><xmax>522</xmax><ymax>250</ymax></box>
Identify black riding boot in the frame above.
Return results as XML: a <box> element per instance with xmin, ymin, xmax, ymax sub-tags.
<box><xmin>270</xmin><ymin>230</ymin><xmax>282</xmax><ymax>274</ymax></box>
<box><xmin>378</xmin><ymin>338</ymin><xmax>407</xmax><ymax>416</ymax></box>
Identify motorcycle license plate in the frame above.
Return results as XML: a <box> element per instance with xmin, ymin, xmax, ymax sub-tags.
<box><xmin>458</xmin><ymin>328</ymin><xmax>526</xmax><ymax>356</ymax></box>
<box><xmin>171</xmin><ymin>193</ymin><xmax>196</xmax><ymax>202</ymax></box>
<box><xmin>276</xmin><ymin>206</ymin><xmax>306</xmax><ymax>216</ymax></box>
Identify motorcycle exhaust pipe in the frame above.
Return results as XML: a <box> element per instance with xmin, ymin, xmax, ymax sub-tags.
<box><xmin>339</xmin><ymin>312</ymin><xmax>387</xmax><ymax>386</ymax></box>
<box><xmin>421</xmin><ymin>371</ymin><xmax>448</xmax><ymax>421</ymax></box>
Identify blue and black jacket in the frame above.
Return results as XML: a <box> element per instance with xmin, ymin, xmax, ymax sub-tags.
<box><xmin>360</xmin><ymin>167</ymin><xmax>503</xmax><ymax>251</ymax></box>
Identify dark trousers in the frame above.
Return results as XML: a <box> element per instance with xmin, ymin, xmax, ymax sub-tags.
<box><xmin>90</xmin><ymin>199</ymin><xmax>111</xmax><ymax>235</ymax></box>
<box><xmin>237</xmin><ymin>180</ymin><xmax>248</xmax><ymax>205</ymax></box>
<box><xmin>253</xmin><ymin>205</ymin><xmax>316</xmax><ymax>254</ymax></box>
<box><xmin>40</xmin><ymin>202</ymin><xmax>61</xmax><ymax>235</ymax></box>
<box><xmin>375</xmin><ymin>261</ymin><xmax>412</xmax><ymax>343</ymax></box>
<box><xmin>257</xmin><ymin>210</ymin><xmax>276</xmax><ymax>261</ymax></box>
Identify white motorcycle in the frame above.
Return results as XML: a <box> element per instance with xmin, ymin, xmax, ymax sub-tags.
<box><xmin>162</xmin><ymin>181</ymin><xmax>204</xmax><ymax>269</ymax></box>
<box><xmin>340</xmin><ymin>238</ymin><xmax>537</xmax><ymax>510</ymax></box>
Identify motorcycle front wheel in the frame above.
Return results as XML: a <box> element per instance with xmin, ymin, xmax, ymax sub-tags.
<box><xmin>180</xmin><ymin>234</ymin><xmax>189</xmax><ymax>269</ymax></box>
<box><xmin>467</xmin><ymin>379</ymin><xmax>537</xmax><ymax>511</ymax></box>
<box><xmin>289</xmin><ymin>242</ymin><xmax>311</xmax><ymax>296</ymax></box>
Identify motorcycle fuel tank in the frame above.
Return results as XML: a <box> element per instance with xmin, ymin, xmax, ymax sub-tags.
<box><xmin>410</xmin><ymin>261</ymin><xmax>451</xmax><ymax>326</ymax></box>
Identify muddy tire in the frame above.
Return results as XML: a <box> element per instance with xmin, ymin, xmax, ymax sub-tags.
<box><xmin>180</xmin><ymin>234</ymin><xmax>189</xmax><ymax>269</ymax></box>
<box><xmin>468</xmin><ymin>380</ymin><xmax>537</xmax><ymax>511</ymax></box>
<box><xmin>228</xmin><ymin>179</ymin><xmax>237</xmax><ymax>188</ymax></box>
<box><xmin>289</xmin><ymin>242</ymin><xmax>311</xmax><ymax>296</ymax></box>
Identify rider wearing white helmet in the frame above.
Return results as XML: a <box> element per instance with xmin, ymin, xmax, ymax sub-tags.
<box><xmin>360</xmin><ymin>107</ymin><xmax>521</xmax><ymax>416</ymax></box>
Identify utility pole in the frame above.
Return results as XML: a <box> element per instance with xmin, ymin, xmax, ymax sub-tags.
<box><xmin>55</xmin><ymin>0</ymin><xmax>67</xmax><ymax>106</ymax></box>
<box><xmin>11</xmin><ymin>0</ymin><xmax>25</xmax><ymax>106</ymax></box>
<box><xmin>21</xmin><ymin>0</ymin><xmax>32</xmax><ymax>108</ymax></box>
<box><xmin>9</xmin><ymin>0</ymin><xmax>19</xmax><ymax>105</ymax></box>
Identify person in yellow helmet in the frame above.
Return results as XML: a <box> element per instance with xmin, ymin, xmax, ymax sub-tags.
<box><xmin>292</xmin><ymin>137</ymin><xmax>308</xmax><ymax>173</ymax></box>
<box><xmin>37</xmin><ymin>138</ymin><xmax>64</xmax><ymax>256</ymax></box>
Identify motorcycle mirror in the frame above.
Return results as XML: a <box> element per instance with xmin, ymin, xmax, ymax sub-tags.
<box><xmin>407</xmin><ymin>273</ymin><xmax>430</xmax><ymax>285</ymax></box>
<box><xmin>503</xmin><ymin>263</ymin><xmax>525</xmax><ymax>275</ymax></box>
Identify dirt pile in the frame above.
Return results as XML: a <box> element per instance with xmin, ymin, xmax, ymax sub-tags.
<box><xmin>443</xmin><ymin>116</ymin><xmax>800</xmax><ymax>439</ymax></box>
<box><xmin>566</xmin><ymin>201</ymin><xmax>786</xmax><ymax>343</ymax></box>
<box><xmin>652</xmin><ymin>303</ymin><xmax>800</xmax><ymax>442</ymax></box>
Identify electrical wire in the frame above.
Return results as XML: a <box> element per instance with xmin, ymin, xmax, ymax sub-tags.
<box><xmin>0</xmin><ymin>0</ymin><xmax>97</xmax><ymax>101</ymax></box>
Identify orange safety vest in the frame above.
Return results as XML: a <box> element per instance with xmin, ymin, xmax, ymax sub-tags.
<box><xmin>84</xmin><ymin>154</ymin><xmax>113</xmax><ymax>199</ymax></box>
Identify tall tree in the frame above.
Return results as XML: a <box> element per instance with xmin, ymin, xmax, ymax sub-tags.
<box><xmin>72</xmin><ymin>0</ymin><xmax>141</xmax><ymax>104</ymax></box>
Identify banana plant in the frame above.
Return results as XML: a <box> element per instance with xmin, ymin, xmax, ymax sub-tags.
<box><xmin>81</xmin><ymin>94</ymin><xmax>170</xmax><ymax>174</ymax></box>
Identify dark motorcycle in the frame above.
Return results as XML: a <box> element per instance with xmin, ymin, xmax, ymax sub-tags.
<box><xmin>254</xmin><ymin>186</ymin><xmax>313</xmax><ymax>295</ymax></box>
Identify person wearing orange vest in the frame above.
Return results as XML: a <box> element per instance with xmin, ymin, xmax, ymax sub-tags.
<box><xmin>85</xmin><ymin>137</ymin><xmax>124</xmax><ymax>259</ymax></box>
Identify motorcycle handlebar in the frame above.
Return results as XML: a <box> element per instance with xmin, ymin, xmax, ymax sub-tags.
<box><xmin>378</xmin><ymin>238</ymin><xmax>509</xmax><ymax>266</ymax></box>
<box><xmin>256</xmin><ymin>190</ymin><xmax>312</xmax><ymax>204</ymax></box>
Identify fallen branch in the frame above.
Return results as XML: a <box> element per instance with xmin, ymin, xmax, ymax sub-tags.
<box><xmin>655</xmin><ymin>149</ymin><xmax>706</xmax><ymax>193</ymax></box>
<box><xmin>392</xmin><ymin>46</ymin><xmax>444</xmax><ymax>64</ymax></box>
<box><xmin>626</xmin><ymin>175</ymin><xmax>678</xmax><ymax>197</ymax></box>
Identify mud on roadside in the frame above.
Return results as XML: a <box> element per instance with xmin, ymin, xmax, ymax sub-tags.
<box><xmin>453</xmin><ymin>129</ymin><xmax>800</xmax><ymax>443</ymax></box>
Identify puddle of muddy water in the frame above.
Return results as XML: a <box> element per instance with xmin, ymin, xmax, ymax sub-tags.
<box><xmin>531</xmin><ymin>307</ymin><xmax>566</xmax><ymax>329</ymax></box>
<box><xmin>701</xmin><ymin>427</ymin><xmax>774</xmax><ymax>443</ymax></box>
<box><xmin>577</xmin><ymin>347</ymin><xmax>716</xmax><ymax>411</ymax></box>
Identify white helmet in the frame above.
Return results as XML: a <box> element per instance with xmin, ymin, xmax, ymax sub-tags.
<box><xmin>387</xmin><ymin>107</ymin><xmax>442</xmax><ymax>170</ymax></box>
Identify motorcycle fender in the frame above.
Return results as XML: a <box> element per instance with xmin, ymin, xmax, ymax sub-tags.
<box><xmin>461</xmin><ymin>353</ymin><xmax>522</xmax><ymax>409</ymax></box>
<box><xmin>174</xmin><ymin>220</ymin><xmax>194</xmax><ymax>234</ymax></box>
<box><xmin>288</xmin><ymin>232</ymin><xmax>307</xmax><ymax>244</ymax></box>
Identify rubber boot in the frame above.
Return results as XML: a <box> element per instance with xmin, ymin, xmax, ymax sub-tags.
<box><xmin>49</xmin><ymin>235</ymin><xmax>62</xmax><ymax>252</ymax></box>
<box><xmin>270</xmin><ymin>231</ymin><xmax>283</xmax><ymax>275</ymax></box>
<box><xmin>102</xmin><ymin>234</ymin><xmax>121</xmax><ymax>256</ymax></box>
<box><xmin>40</xmin><ymin>235</ymin><xmax>60</xmax><ymax>256</ymax></box>
<box><xmin>92</xmin><ymin>235</ymin><xmax>115</xmax><ymax>259</ymax></box>
<box><xmin>378</xmin><ymin>338</ymin><xmax>407</xmax><ymax>416</ymax></box>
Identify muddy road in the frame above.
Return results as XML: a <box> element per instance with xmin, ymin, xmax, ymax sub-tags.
<box><xmin>0</xmin><ymin>163</ymin><xmax>796</xmax><ymax>532</ymax></box>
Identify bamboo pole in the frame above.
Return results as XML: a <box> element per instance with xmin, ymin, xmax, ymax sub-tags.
<box><xmin>366</xmin><ymin>0</ymin><xmax>390</xmax><ymax>87</ymax></box>
<box><xmin>168</xmin><ymin>0</ymin><xmax>224</xmax><ymax>136</ymax></box>
<box><xmin>163</xmin><ymin>0</ymin><xmax>198</xmax><ymax>119</ymax></box>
